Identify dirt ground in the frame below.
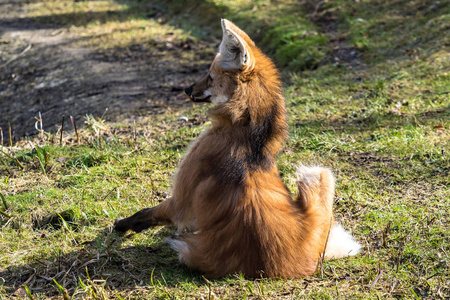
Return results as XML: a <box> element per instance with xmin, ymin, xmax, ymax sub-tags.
<box><xmin>0</xmin><ymin>0</ymin><xmax>214</xmax><ymax>139</ymax></box>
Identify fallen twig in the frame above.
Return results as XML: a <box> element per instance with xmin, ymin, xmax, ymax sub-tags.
<box><xmin>369</xmin><ymin>264</ymin><xmax>383</xmax><ymax>291</ymax></box>
<box><xmin>1</xmin><ymin>43</ymin><xmax>32</xmax><ymax>68</ymax></box>
<box><xmin>39</xmin><ymin>111</ymin><xmax>43</xmax><ymax>138</ymax></box>
<box><xmin>70</xmin><ymin>116</ymin><xmax>79</xmax><ymax>145</ymax></box>
<box><xmin>317</xmin><ymin>217</ymin><xmax>332</xmax><ymax>277</ymax></box>
<box><xmin>60</xmin><ymin>116</ymin><xmax>65</xmax><ymax>146</ymax></box>
<box><xmin>309</xmin><ymin>0</ymin><xmax>325</xmax><ymax>20</ymax></box>
<box><xmin>8</xmin><ymin>122</ymin><xmax>12</xmax><ymax>147</ymax></box>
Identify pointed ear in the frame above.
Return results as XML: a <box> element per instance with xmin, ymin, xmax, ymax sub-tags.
<box><xmin>218</xmin><ymin>19</ymin><xmax>253</xmax><ymax>70</ymax></box>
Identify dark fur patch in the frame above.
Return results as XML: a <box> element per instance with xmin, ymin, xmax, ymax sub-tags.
<box><xmin>201</xmin><ymin>153</ymin><xmax>246</xmax><ymax>185</ymax></box>
<box><xmin>247</xmin><ymin>104</ymin><xmax>278</xmax><ymax>169</ymax></box>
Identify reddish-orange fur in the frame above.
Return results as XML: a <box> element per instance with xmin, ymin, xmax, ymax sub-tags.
<box><xmin>115</xmin><ymin>20</ymin><xmax>336</xmax><ymax>278</ymax></box>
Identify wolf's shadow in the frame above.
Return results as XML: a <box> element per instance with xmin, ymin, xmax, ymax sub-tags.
<box><xmin>0</xmin><ymin>225</ymin><xmax>204</xmax><ymax>298</ymax></box>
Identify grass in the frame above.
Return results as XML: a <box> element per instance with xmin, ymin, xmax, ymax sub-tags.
<box><xmin>1</xmin><ymin>0</ymin><xmax>449</xmax><ymax>299</ymax></box>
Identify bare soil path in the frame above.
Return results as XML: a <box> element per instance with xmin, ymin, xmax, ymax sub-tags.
<box><xmin>0</xmin><ymin>0</ymin><xmax>213</xmax><ymax>138</ymax></box>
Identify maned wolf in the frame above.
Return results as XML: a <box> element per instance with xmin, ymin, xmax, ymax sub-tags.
<box><xmin>115</xmin><ymin>19</ymin><xmax>361</xmax><ymax>278</ymax></box>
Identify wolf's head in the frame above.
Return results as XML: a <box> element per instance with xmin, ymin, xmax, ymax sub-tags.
<box><xmin>185</xmin><ymin>19</ymin><xmax>285</xmax><ymax>140</ymax></box>
<box><xmin>185</xmin><ymin>19</ymin><xmax>260</xmax><ymax>105</ymax></box>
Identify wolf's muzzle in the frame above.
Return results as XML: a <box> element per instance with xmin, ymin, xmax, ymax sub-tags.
<box><xmin>184</xmin><ymin>84</ymin><xmax>211</xmax><ymax>102</ymax></box>
<box><xmin>185</xmin><ymin>85</ymin><xmax>194</xmax><ymax>97</ymax></box>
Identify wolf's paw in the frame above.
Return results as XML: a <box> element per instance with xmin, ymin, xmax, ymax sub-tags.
<box><xmin>114</xmin><ymin>217</ymin><xmax>149</xmax><ymax>233</ymax></box>
<box><xmin>113</xmin><ymin>218</ymin><xmax>129</xmax><ymax>233</ymax></box>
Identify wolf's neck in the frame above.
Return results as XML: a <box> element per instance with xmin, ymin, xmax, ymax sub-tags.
<box><xmin>208</xmin><ymin>94</ymin><xmax>288</xmax><ymax>158</ymax></box>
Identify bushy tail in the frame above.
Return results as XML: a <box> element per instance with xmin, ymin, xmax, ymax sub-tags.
<box><xmin>295</xmin><ymin>165</ymin><xmax>361</xmax><ymax>260</ymax></box>
<box><xmin>324</xmin><ymin>223</ymin><xmax>361</xmax><ymax>259</ymax></box>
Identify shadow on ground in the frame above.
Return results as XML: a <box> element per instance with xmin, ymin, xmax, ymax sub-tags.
<box><xmin>0</xmin><ymin>226</ymin><xmax>204</xmax><ymax>297</ymax></box>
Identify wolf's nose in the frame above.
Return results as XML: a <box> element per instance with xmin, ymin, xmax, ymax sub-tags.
<box><xmin>185</xmin><ymin>85</ymin><xmax>193</xmax><ymax>96</ymax></box>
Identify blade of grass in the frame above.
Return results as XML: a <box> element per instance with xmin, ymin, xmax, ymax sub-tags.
<box><xmin>70</xmin><ymin>283</ymin><xmax>80</xmax><ymax>300</ymax></box>
<box><xmin>0</xmin><ymin>208</ymin><xmax>11</xmax><ymax>218</ymax></box>
<box><xmin>0</xmin><ymin>191</ymin><xmax>8</xmax><ymax>210</ymax></box>
<box><xmin>4</xmin><ymin>166</ymin><xmax>12</xmax><ymax>176</ymax></box>
<box><xmin>58</xmin><ymin>213</ymin><xmax>69</xmax><ymax>231</ymax></box>
<box><xmin>53</xmin><ymin>279</ymin><xmax>70</xmax><ymax>300</ymax></box>
<box><xmin>0</xmin><ymin>148</ymin><xmax>24</xmax><ymax>169</ymax></box>
<box><xmin>150</xmin><ymin>268</ymin><xmax>155</xmax><ymax>286</ymax></box>
<box><xmin>34</xmin><ymin>146</ymin><xmax>47</xmax><ymax>175</ymax></box>
<box><xmin>23</xmin><ymin>285</ymin><xmax>34</xmax><ymax>300</ymax></box>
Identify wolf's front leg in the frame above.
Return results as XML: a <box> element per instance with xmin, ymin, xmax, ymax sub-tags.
<box><xmin>114</xmin><ymin>198</ymin><xmax>174</xmax><ymax>233</ymax></box>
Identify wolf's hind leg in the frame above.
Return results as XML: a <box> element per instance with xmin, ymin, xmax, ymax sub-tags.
<box><xmin>114</xmin><ymin>198</ymin><xmax>174</xmax><ymax>233</ymax></box>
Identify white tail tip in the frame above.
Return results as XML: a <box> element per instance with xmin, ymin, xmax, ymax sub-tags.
<box><xmin>324</xmin><ymin>223</ymin><xmax>362</xmax><ymax>260</ymax></box>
